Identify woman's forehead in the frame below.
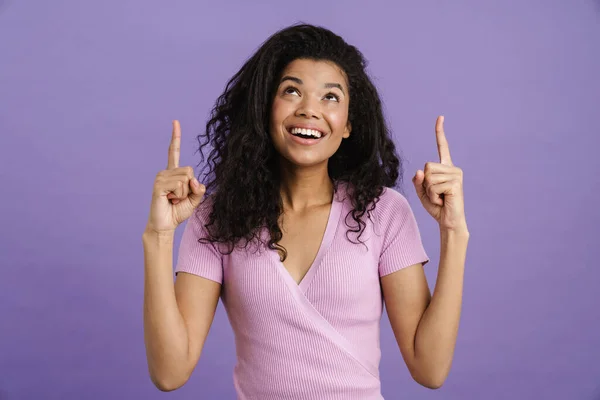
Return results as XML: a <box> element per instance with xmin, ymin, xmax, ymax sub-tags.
<box><xmin>280</xmin><ymin>59</ymin><xmax>348</xmax><ymax>88</ymax></box>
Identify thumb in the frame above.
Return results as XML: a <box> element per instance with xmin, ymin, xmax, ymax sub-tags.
<box><xmin>188</xmin><ymin>178</ymin><xmax>206</xmax><ymax>207</ymax></box>
<box><xmin>412</xmin><ymin>170</ymin><xmax>427</xmax><ymax>202</ymax></box>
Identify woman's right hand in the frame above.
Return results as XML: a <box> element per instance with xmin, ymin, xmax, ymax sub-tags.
<box><xmin>145</xmin><ymin>120</ymin><xmax>206</xmax><ymax>234</ymax></box>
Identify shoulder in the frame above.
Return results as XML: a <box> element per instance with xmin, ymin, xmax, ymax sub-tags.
<box><xmin>378</xmin><ymin>186</ymin><xmax>409</xmax><ymax>204</ymax></box>
<box><xmin>370</xmin><ymin>187</ymin><xmax>423</xmax><ymax>242</ymax></box>
<box><xmin>335</xmin><ymin>182</ymin><xmax>414</xmax><ymax>223</ymax></box>
<box><xmin>187</xmin><ymin>193</ymin><xmax>217</xmax><ymax>234</ymax></box>
<box><xmin>193</xmin><ymin>193</ymin><xmax>216</xmax><ymax>219</ymax></box>
<box><xmin>183</xmin><ymin>193</ymin><xmax>230</xmax><ymax>255</ymax></box>
<box><xmin>373</xmin><ymin>187</ymin><xmax>414</xmax><ymax>221</ymax></box>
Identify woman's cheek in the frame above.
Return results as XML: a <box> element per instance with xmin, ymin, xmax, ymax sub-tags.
<box><xmin>328</xmin><ymin>111</ymin><xmax>349</xmax><ymax>135</ymax></box>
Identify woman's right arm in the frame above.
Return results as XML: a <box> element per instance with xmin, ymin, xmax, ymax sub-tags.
<box><xmin>143</xmin><ymin>120</ymin><xmax>220</xmax><ymax>391</ymax></box>
<box><xmin>142</xmin><ymin>229</ymin><xmax>220</xmax><ymax>392</ymax></box>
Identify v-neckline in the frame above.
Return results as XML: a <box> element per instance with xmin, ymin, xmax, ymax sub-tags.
<box><xmin>270</xmin><ymin>189</ymin><xmax>344</xmax><ymax>293</ymax></box>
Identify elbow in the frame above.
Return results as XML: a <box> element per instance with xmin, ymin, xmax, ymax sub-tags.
<box><xmin>412</xmin><ymin>371</ymin><xmax>446</xmax><ymax>390</ymax></box>
<box><xmin>153</xmin><ymin>379</ymin><xmax>182</xmax><ymax>392</ymax></box>
<box><xmin>155</xmin><ymin>382</ymin><xmax>178</xmax><ymax>392</ymax></box>
<box><xmin>149</xmin><ymin>367</ymin><xmax>191</xmax><ymax>392</ymax></box>
<box><xmin>416</xmin><ymin>376</ymin><xmax>445</xmax><ymax>390</ymax></box>
<box><xmin>151</xmin><ymin>374</ymin><xmax>187</xmax><ymax>392</ymax></box>
<box><xmin>409</xmin><ymin>364</ymin><xmax>448</xmax><ymax>390</ymax></box>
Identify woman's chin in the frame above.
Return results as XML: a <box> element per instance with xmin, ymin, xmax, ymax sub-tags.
<box><xmin>280</xmin><ymin>153</ymin><xmax>329</xmax><ymax>169</ymax></box>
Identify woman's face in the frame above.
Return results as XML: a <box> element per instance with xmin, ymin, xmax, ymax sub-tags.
<box><xmin>269</xmin><ymin>58</ymin><xmax>351</xmax><ymax>168</ymax></box>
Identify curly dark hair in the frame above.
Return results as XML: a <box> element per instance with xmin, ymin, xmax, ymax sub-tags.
<box><xmin>196</xmin><ymin>23</ymin><xmax>403</xmax><ymax>260</ymax></box>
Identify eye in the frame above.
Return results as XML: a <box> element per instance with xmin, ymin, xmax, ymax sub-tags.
<box><xmin>283</xmin><ymin>86</ymin><xmax>300</xmax><ymax>96</ymax></box>
<box><xmin>324</xmin><ymin>93</ymin><xmax>340</xmax><ymax>102</ymax></box>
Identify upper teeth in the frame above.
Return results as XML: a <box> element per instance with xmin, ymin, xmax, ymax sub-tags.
<box><xmin>291</xmin><ymin>127</ymin><xmax>322</xmax><ymax>138</ymax></box>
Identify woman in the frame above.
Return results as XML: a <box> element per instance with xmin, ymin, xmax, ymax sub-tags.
<box><xmin>143</xmin><ymin>24</ymin><xmax>469</xmax><ymax>399</ymax></box>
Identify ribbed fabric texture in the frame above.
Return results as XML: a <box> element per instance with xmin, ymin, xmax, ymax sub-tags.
<box><xmin>175</xmin><ymin>185</ymin><xmax>429</xmax><ymax>399</ymax></box>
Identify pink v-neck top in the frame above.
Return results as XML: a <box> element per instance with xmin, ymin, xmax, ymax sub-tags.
<box><xmin>175</xmin><ymin>185</ymin><xmax>429</xmax><ymax>399</ymax></box>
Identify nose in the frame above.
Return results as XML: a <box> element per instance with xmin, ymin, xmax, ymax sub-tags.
<box><xmin>295</xmin><ymin>96</ymin><xmax>320</xmax><ymax>119</ymax></box>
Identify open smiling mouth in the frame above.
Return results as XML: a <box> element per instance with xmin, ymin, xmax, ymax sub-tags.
<box><xmin>287</xmin><ymin>127</ymin><xmax>326</xmax><ymax>143</ymax></box>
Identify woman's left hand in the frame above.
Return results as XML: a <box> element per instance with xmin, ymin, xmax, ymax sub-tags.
<box><xmin>412</xmin><ymin>116</ymin><xmax>467</xmax><ymax>232</ymax></box>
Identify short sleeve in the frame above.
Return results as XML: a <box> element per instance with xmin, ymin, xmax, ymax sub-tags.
<box><xmin>174</xmin><ymin>199</ymin><xmax>223</xmax><ymax>284</ymax></box>
<box><xmin>376</xmin><ymin>188</ymin><xmax>429</xmax><ymax>277</ymax></box>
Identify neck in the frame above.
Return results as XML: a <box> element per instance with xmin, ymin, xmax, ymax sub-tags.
<box><xmin>279</xmin><ymin>160</ymin><xmax>334</xmax><ymax>212</ymax></box>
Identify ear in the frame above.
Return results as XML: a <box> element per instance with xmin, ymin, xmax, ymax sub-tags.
<box><xmin>343</xmin><ymin>121</ymin><xmax>352</xmax><ymax>139</ymax></box>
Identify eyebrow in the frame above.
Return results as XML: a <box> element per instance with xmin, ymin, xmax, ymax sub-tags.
<box><xmin>280</xmin><ymin>76</ymin><xmax>345</xmax><ymax>95</ymax></box>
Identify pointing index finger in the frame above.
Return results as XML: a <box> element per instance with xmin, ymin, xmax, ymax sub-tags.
<box><xmin>435</xmin><ymin>116</ymin><xmax>453</xmax><ymax>166</ymax></box>
<box><xmin>168</xmin><ymin>120</ymin><xmax>181</xmax><ymax>169</ymax></box>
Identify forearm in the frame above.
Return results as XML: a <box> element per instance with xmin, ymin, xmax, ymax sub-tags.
<box><xmin>413</xmin><ymin>227</ymin><xmax>469</xmax><ymax>386</ymax></box>
<box><xmin>142</xmin><ymin>229</ymin><xmax>191</xmax><ymax>389</ymax></box>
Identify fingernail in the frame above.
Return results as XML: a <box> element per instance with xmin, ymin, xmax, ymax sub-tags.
<box><xmin>191</xmin><ymin>178</ymin><xmax>199</xmax><ymax>186</ymax></box>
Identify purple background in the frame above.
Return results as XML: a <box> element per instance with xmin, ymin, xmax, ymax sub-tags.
<box><xmin>1</xmin><ymin>1</ymin><xmax>599</xmax><ymax>399</ymax></box>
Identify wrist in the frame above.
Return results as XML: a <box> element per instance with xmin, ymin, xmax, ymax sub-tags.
<box><xmin>143</xmin><ymin>226</ymin><xmax>176</xmax><ymax>243</ymax></box>
<box><xmin>440</xmin><ymin>225</ymin><xmax>470</xmax><ymax>240</ymax></box>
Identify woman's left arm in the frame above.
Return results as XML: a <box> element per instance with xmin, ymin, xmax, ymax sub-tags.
<box><xmin>381</xmin><ymin>116</ymin><xmax>469</xmax><ymax>389</ymax></box>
